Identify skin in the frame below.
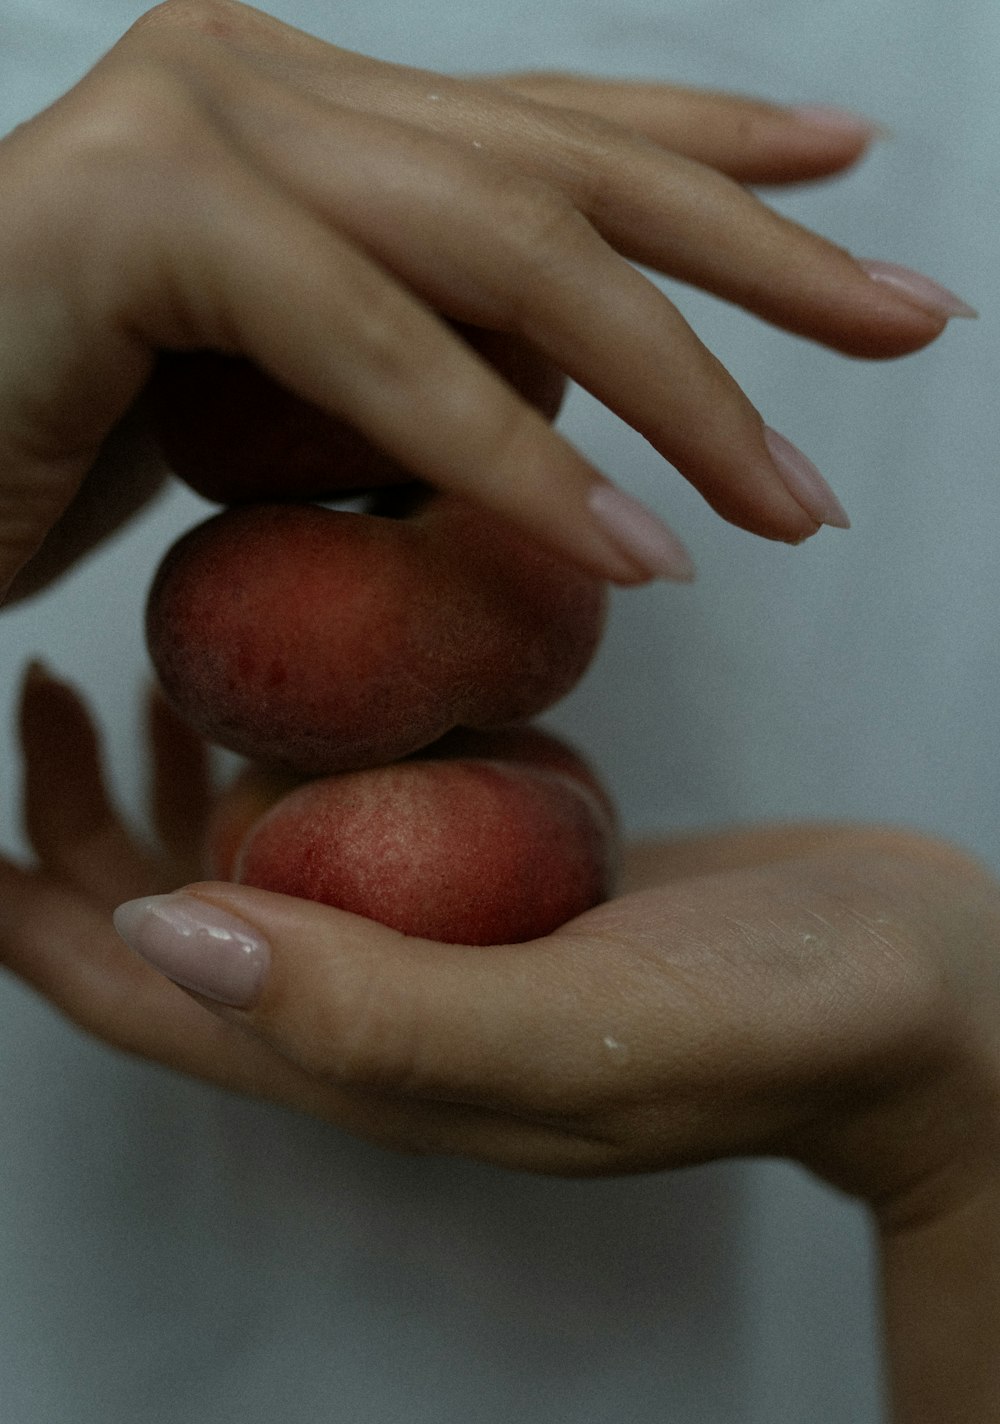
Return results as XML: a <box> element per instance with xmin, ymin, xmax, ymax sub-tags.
<box><xmin>147</xmin><ymin>325</ymin><xmax>569</xmax><ymax>504</ymax></box>
<box><xmin>0</xmin><ymin>8</ymin><xmax>994</xmax><ymax>1416</ymax></box>
<box><xmin>2</xmin><ymin>671</ymin><xmax>999</xmax><ymax>1422</ymax></box>
<box><xmin>0</xmin><ymin>0</ymin><xmax>964</xmax><ymax>605</ymax></box>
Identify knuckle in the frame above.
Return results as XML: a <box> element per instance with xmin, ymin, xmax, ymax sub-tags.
<box><xmin>295</xmin><ymin>961</ymin><xmax>429</xmax><ymax>1098</ymax></box>
<box><xmin>523</xmin><ymin>102</ymin><xmax>630</xmax><ymax>214</ymax></box>
<box><xmin>808</xmin><ymin>829</ymin><xmax>1000</xmax><ymax>1053</ymax></box>
<box><xmin>49</xmin><ymin>62</ymin><xmax>210</xmax><ymax>187</ymax></box>
<box><xmin>351</xmin><ymin>291</ymin><xmax>423</xmax><ymax>393</ymax></box>
<box><xmin>23</xmin><ymin>62</ymin><xmax>230</xmax><ymax>277</ymax></box>
<box><xmin>127</xmin><ymin>0</ymin><xmax>244</xmax><ymax>44</ymax></box>
<box><xmin>486</xmin><ymin>171</ymin><xmax>592</xmax><ymax>307</ymax></box>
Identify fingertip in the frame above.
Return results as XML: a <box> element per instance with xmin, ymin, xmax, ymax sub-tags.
<box><xmin>716</xmin><ymin>100</ymin><xmax>887</xmax><ymax>185</ymax></box>
<box><xmin>763</xmin><ymin>428</ymin><xmax>851</xmax><ymax>531</ymax></box>
<box><xmin>113</xmin><ymin>888</ymin><xmax>274</xmax><ymax>1010</ymax></box>
<box><xmin>791</xmin><ymin>260</ymin><xmax>971</xmax><ymax>362</ymax></box>
<box><xmin>587</xmin><ymin>484</ymin><xmax>696</xmax><ymax>584</ymax></box>
<box><xmin>788</xmin><ymin>104</ymin><xmax>890</xmax><ymax>145</ymax></box>
<box><xmin>859</xmin><ymin>260</ymin><xmax>979</xmax><ymax>322</ymax></box>
<box><xmin>21</xmin><ymin>657</ymin><xmax>61</xmax><ymax>698</ymax></box>
<box><xmin>832</xmin><ymin>261</ymin><xmax>976</xmax><ymax>360</ymax></box>
<box><xmin>18</xmin><ymin>658</ymin><xmax>83</xmax><ymax>733</ymax></box>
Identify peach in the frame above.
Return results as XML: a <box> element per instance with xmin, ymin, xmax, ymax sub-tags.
<box><xmin>148</xmin><ymin>328</ymin><xmax>567</xmax><ymax>505</ymax></box>
<box><xmin>146</xmin><ymin>496</ymin><xmax>606</xmax><ymax>775</ymax></box>
<box><xmin>218</xmin><ymin>728</ymin><xmax>618</xmax><ymax>945</ymax></box>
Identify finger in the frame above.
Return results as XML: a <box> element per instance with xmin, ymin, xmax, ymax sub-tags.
<box><xmin>111</xmin><ymin>882</ymin><xmax>599</xmax><ymax>1113</ymax></box>
<box><xmin>213</xmin><ymin>78</ymin><xmax>835</xmax><ymax>542</ymax></box>
<box><xmin>109</xmin><ymin>841</ymin><xmax>929</xmax><ymax>1137</ymax></box>
<box><xmin>404</xmin><ymin>94</ymin><xmax>969</xmax><ymax>360</ymax></box>
<box><xmin>88</xmin><ymin>139</ymin><xmax>693</xmax><ymax>582</ymax></box>
<box><xmin>110</xmin><ymin>822</ymin><xmax>980</xmax><ymax>1178</ymax></box>
<box><xmin>148</xmin><ymin>326</ymin><xmax>567</xmax><ymax>508</ymax></box>
<box><xmin>0</xmin><ymin>853</ymin><xmax>330</xmax><ymax>1107</ymax></box>
<box><xmin>0</xmin><ymin>81</ymin><xmax>679</xmax><ymax>598</ymax></box>
<box><xmin>222</xmin><ymin>41</ymin><xmax>969</xmax><ymax>358</ymax></box>
<box><xmin>478</xmin><ymin>75</ymin><xmax>884</xmax><ymax>185</ymax></box>
<box><xmin>162</xmin><ymin>4</ymin><xmax>881</xmax><ymax>188</ymax></box>
<box><xmin>183</xmin><ymin>167</ymin><xmax>689</xmax><ymax>580</ymax></box>
<box><xmin>146</xmin><ymin>685</ymin><xmax>214</xmax><ymax>881</ymax></box>
<box><xmin>0</xmin><ymin>855</ymin><xmax>599</xmax><ymax>1171</ymax></box>
<box><xmin>18</xmin><ymin>663</ymin><xmax>158</xmax><ymax>907</ymax></box>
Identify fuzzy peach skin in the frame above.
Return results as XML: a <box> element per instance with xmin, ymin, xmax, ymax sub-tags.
<box><xmin>205</xmin><ymin>724</ymin><xmax>615</xmax><ymax>879</ymax></box>
<box><xmin>146</xmin><ymin>496</ymin><xmax>607</xmax><ymax>775</ymax></box>
<box><xmin>214</xmin><ymin>727</ymin><xmax>619</xmax><ymax>945</ymax></box>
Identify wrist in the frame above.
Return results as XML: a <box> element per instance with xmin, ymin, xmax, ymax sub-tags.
<box><xmin>780</xmin><ymin>834</ymin><xmax>1000</xmax><ymax>1214</ymax></box>
<box><xmin>878</xmin><ymin>1168</ymin><xmax>1000</xmax><ymax>1423</ymax></box>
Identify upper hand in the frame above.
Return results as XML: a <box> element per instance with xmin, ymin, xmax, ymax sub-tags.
<box><xmin>0</xmin><ymin>0</ymin><xmax>972</xmax><ymax>601</ymax></box>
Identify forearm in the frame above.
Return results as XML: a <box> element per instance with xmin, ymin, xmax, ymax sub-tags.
<box><xmin>878</xmin><ymin>1175</ymin><xmax>1000</xmax><ymax>1423</ymax></box>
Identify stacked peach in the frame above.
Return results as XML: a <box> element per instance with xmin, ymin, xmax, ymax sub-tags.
<box><xmin>144</xmin><ymin>346</ymin><xmax>618</xmax><ymax>944</ymax></box>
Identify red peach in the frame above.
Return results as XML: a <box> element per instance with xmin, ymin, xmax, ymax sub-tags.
<box><xmin>226</xmin><ymin>729</ymin><xmax>618</xmax><ymax>945</ymax></box>
<box><xmin>146</xmin><ymin>497</ymin><xmax>606</xmax><ymax>775</ymax></box>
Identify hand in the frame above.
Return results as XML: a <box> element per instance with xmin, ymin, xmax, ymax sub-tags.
<box><xmin>0</xmin><ymin>0</ymin><xmax>975</xmax><ymax>603</ymax></box>
<box><xmin>4</xmin><ymin>666</ymin><xmax>999</xmax><ymax>1420</ymax></box>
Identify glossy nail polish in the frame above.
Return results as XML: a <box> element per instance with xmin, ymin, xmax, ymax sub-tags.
<box><xmin>588</xmin><ymin>485</ymin><xmax>696</xmax><ymax>583</ymax></box>
<box><xmin>114</xmin><ymin>894</ymin><xmax>270</xmax><ymax>1007</ymax></box>
<box><xmin>764</xmin><ymin>428</ymin><xmax>851</xmax><ymax>530</ymax></box>
<box><xmin>790</xmin><ymin>105</ymin><xmax>888</xmax><ymax>140</ymax></box>
<box><xmin>859</xmin><ymin>261</ymin><xmax>978</xmax><ymax>320</ymax></box>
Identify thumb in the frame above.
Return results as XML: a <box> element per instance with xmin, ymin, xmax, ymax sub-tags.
<box><xmin>112</xmin><ymin>883</ymin><xmax>570</xmax><ymax>1108</ymax></box>
<box><xmin>111</xmin><ymin>836</ymin><xmax>999</xmax><ymax>1183</ymax></box>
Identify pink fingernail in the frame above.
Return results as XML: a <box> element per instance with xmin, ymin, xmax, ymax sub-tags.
<box><xmin>114</xmin><ymin>893</ymin><xmax>270</xmax><ymax>1007</ymax></box>
<box><xmin>790</xmin><ymin>105</ymin><xmax>888</xmax><ymax>140</ymax></box>
<box><xmin>763</xmin><ymin>428</ymin><xmax>851</xmax><ymax>531</ymax></box>
<box><xmin>859</xmin><ymin>261</ymin><xmax>978</xmax><ymax>320</ymax></box>
<box><xmin>588</xmin><ymin>485</ymin><xmax>695</xmax><ymax>583</ymax></box>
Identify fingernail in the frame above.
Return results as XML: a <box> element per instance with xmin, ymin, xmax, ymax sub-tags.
<box><xmin>588</xmin><ymin>484</ymin><xmax>696</xmax><ymax>583</ymax></box>
<box><xmin>859</xmin><ymin>261</ymin><xmax>978</xmax><ymax>320</ymax></box>
<box><xmin>113</xmin><ymin>893</ymin><xmax>270</xmax><ymax>1007</ymax></box>
<box><xmin>763</xmin><ymin>428</ymin><xmax>851</xmax><ymax>530</ymax></box>
<box><xmin>790</xmin><ymin>105</ymin><xmax>888</xmax><ymax>141</ymax></box>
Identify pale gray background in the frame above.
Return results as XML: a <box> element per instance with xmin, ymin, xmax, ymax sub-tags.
<box><xmin>0</xmin><ymin>1</ymin><xmax>997</xmax><ymax>1420</ymax></box>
